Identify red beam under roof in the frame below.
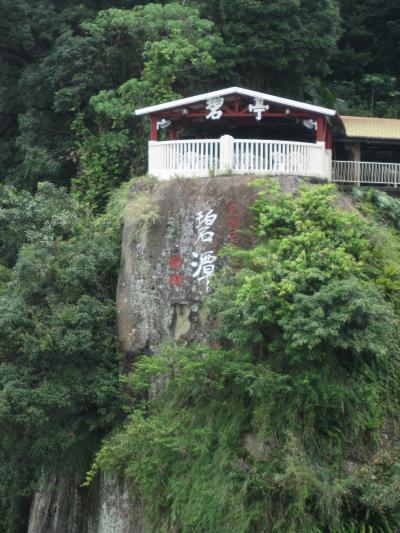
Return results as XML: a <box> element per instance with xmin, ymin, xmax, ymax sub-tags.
<box><xmin>142</xmin><ymin>88</ymin><xmax>339</xmax><ymax>141</ymax></box>
<box><xmin>135</xmin><ymin>86</ymin><xmax>337</xmax><ymax>118</ymax></box>
<box><xmin>160</xmin><ymin>111</ymin><xmax>320</xmax><ymax>119</ymax></box>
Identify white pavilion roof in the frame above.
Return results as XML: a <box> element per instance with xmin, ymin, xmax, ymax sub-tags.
<box><xmin>134</xmin><ymin>86</ymin><xmax>337</xmax><ymax>117</ymax></box>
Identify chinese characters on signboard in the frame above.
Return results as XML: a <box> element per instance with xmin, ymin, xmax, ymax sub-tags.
<box><xmin>248</xmin><ymin>98</ymin><xmax>269</xmax><ymax>120</ymax></box>
<box><xmin>205</xmin><ymin>97</ymin><xmax>270</xmax><ymax>121</ymax></box>
<box><xmin>205</xmin><ymin>97</ymin><xmax>224</xmax><ymax>120</ymax></box>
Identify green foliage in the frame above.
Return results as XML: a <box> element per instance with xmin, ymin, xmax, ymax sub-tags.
<box><xmin>195</xmin><ymin>0</ymin><xmax>341</xmax><ymax>96</ymax></box>
<box><xmin>124</xmin><ymin>192</ymin><xmax>160</xmax><ymax>244</ymax></box>
<box><xmin>71</xmin><ymin>3</ymin><xmax>226</xmax><ymax>209</ymax></box>
<box><xmin>0</xmin><ymin>495</ymin><xmax>30</xmax><ymax>533</ymax></box>
<box><xmin>0</xmin><ymin>0</ymin><xmax>399</xmax><ymax>528</ymax></box>
<box><xmin>350</xmin><ymin>189</ymin><xmax>400</xmax><ymax>307</ymax></box>
<box><xmin>333</xmin><ymin>0</ymin><xmax>400</xmax><ymax>80</ymax></box>
<box><xmin>328</xmin><ymin>0</ymin><xmax>400</xmax><ymax>115</ymax></box>
<box><xmin>92</xmin><ymin>183</ymin><xmax>400</xmax><ymax>532</ymax></box>
<box><xmin>0</xmin><ymin>183</ymin><xmax>121</xmax><ymax>516</ymax></box>
<box><xmin>88</xmin><ymin>344</ymin><xmax>259</xmax><ymax>532</ymax></box>
<box><xmin>0</xmin><ymin>0</ymin><xmax>144</xmax><ymax>188</ymax></box>
<box><xmin>0</xmin><ymin>266</ymin><xmax>11</xmax><ymax>295</ymax></box>
<box><xmin>81</xmin><ymin>4</ymin><xmax>225</xmax><ymax>97</ymax></box>
<box><xmin>352</xmin><ymin>188</ymin><xmax>400</xmax><ymax>230</ymax></box>
<box><xmin>328</xmin><ymin>75</ymin><xmax>400</xmax><ymax>117</ymax></box>
<box><xmin>0</xmin><ymin>182</ymin><xmax>82</xmax><ymax>267</ymax></box>
<box><xmin>72</xmin><ymin>115</ymin><xmax>134</xmax><ymax>211</ymax></box>
<box><xmin>212</xmin><ymin>184</ymin><xmax>373</xmax><ymax>349</ymax></box>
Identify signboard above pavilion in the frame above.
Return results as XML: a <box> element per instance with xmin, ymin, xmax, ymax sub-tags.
<box><xmin>135</xmin><ymin>86</ymin><xmax>342</xmax><ymax>143</ymax></box>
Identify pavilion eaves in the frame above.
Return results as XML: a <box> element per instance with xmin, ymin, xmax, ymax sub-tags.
<box><xmin>134</xmin><ymin>87</ymin><xmax>338</xmax><ymax>118</ymax></box>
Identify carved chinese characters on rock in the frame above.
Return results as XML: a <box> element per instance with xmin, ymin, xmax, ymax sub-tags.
<box><xmin>191</xmin><ymin>209</ymin><xmax>218</xmax><ymax>290</ymax></box>
<box><xmin>167</xmin><ymin>209</ymin><xmax>220</xmax><ymax>291</ymax></box>
<box><xmin>168</xmin><ymin>254</ymin><xmax>184</xmax><ymax>286</ymax></box>
<box><xmin>191</xmin><ymin>251</ymin><xmax>217</xmax><ymax>286</ymax></box>
<box><xmin>194</xmin><ymin>210</ymin><xmax>217</xmax><ymax>244</ymax></box>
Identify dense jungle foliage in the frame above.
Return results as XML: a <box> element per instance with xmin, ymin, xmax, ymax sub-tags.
<box><xmin>0</xmin><ymin>182</ymin><xmax>125</xmax><ymax>531</ymax></box>
<box><xmin>1</xmin><ymin>0</ymin><xmax>400</xmax><ymax>531</ymax></box>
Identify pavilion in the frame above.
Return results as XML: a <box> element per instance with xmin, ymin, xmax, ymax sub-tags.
<box><xmin>135</xmin><ymin>87</ymin><xmax>400</xmax><ymax>186</ymax></box>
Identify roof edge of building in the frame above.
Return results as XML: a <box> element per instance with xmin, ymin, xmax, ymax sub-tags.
<box><xmin>135</xmin><ymin>86</ymin><xmax>337</xmax><ymax>117</ymax></box>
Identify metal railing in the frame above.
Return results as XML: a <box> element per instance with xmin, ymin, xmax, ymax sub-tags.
<box><xmin>332</xmin><ymin>161</ymin><xmax>400</xmax><ymax>186</ymax></box>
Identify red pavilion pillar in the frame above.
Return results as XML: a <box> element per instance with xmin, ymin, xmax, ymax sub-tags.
<box><xmin>316</xmin><ymin>117</ymin><xmax>326</xmax><ymax>143</ymax></box>
<box><xmin>150</xmin><ymin>115</ymin><xmax>158</xmax><ymax>141</ymax></box>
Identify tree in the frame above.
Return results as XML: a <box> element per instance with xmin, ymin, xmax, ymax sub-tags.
<box><xmin>72</xmin><ymin>3</ymin><xmax>228</xmax><ymax>209</ymax></box>
<box><xmin>0</xmin><ymin>183</ymin><xmax>121</xmax><ymax>528</ymax></box>
<box><xmin>0</xmin><ymin>0</ymin><xmax>149</xmax><ymax>189</ymax></box>
<box><xmin>333</xmin><ymin>0</ymin><xmax>400</xmax><ymax>80</ymax></box>
<box><xmin>194</xmin><ymin>0</ymin><xmax>341</xmax><ymax>96</ymax></box>
<box><xmin>328</xmin><ymin>0</ymin><xmax>400</xmax><ymax>115</ymax></box>
<box><xmin>1</xmin><ymin>1</ymin><xmax>228</xmax><ymax>200</ymax></box>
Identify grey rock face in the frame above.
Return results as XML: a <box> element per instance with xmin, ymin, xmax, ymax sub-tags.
<box><xmin>28</xmin><ymin>476</ymin><xmax>83</xmax><ymax>533</ymax></box>
<box><xmin>117</xmin><ymin>175</ymin><xmax>261</xmax><ymax>355</ymax></box>
<box><xmin>86</xmin><ymin>474</ymin><xmax>145</xmax><ymax>533</ymax></box>
<box><xmin>27</xmin><ymin>474</ymin><xmax>145</xmax><ymax>533</ymax></box>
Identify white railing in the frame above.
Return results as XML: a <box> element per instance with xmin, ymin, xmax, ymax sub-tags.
<box><xmin>148</xmin><ymin>135</ymin><xmax>330</xmax><ymax>180</ymax></box>
<box><xmin>233</xmin><ymin>139</ymin><xmax>329</xmax><ymax>177</ymax></box>
<box><xmin>332</xmin><ymin>161</ymin><xmax>400</xmax><ymax>186</ymax></box>
<box><xmin>148</xmin><ymin>139</ymin><xmax>221</xmax><ymax>180</ymax></box>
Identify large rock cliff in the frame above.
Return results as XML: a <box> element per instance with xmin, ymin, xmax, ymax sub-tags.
<box><xmin>27</xmin><ymin>174</ymin><xmax>305</xmax><ymax>533</ymax></box>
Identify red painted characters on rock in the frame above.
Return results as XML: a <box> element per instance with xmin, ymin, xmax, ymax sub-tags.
<box><xmin>168</xmin><ymin>254</ymin><xmax>184</xmax><ymax>286</ymax></box>
<box><xmin>227</xmin><ymin>202</ymin><xmax>240</xmax><ymax>243</ymax></box>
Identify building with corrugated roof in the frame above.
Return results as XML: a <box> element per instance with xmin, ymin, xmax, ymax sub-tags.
<box><xmin>334</xmin><ymin>116</ymin><xmax>400</xmax><ymax>165</ymax></box>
